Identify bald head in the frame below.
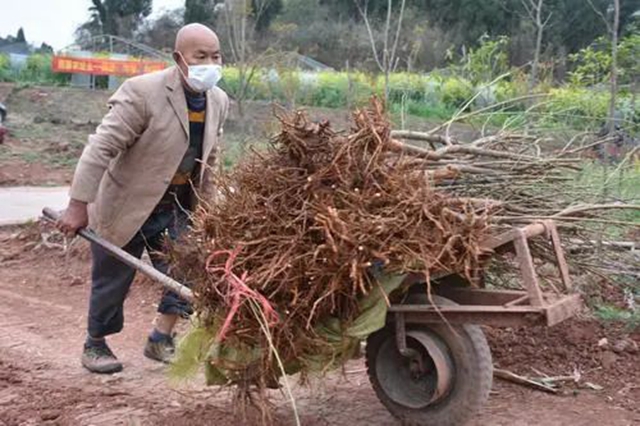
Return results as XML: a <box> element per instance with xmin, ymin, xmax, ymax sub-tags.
<box><xmin>173</xmin><ymin>23</ymin><xmax>222</xmax><ymax>77</ymax></box>
<box><xmin>175</xmin><ymin>23</ymin><xmax>218</xmax><ymax>52</ymax></box>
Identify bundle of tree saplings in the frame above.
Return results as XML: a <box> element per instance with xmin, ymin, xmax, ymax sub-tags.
<box><xmin>167</xmin><ymin>100</ymin><xmax>492</xmax><ymax>395</ymax></box>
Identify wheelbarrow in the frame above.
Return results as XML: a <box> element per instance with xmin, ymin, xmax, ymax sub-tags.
<box><xmin>42</xmin><ymin>208</ymin><xmax>581</xmax><ymax>426</ymax></box>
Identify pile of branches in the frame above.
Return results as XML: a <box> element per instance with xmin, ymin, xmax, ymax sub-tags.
<box><xmin>390</xmin><ymin>127</ymin><xmax>640</xmax><ymax>277</ymax></box>
<box><xmin>389</xmin><ymin>130</ymin><xmax>582</xmax><ymax>223</ymax></box>
<box><xmin>168</xmin><ymin>99</ymin><xmax>639</xmax><ymax>401</ymax></box>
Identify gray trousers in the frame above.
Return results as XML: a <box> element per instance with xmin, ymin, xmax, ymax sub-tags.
<box><xmin>87</xmin><ymin>205</ymin><xmax>191</xmax><ymax>338</ymax></box>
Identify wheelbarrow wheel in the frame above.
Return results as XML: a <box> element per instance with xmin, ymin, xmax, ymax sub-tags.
<box><xmin>365</xmin><ymin>296</ymin><xmax>492</xmax><ymax>426</ymax></box>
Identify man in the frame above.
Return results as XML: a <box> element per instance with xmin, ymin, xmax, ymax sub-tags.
<box><xmin>56</xmin><ymin>23</ymin><xmax>229</xmax><ymax>374</ymax></box>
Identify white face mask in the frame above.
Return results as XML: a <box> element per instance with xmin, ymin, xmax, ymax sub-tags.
<box><xmin>176</xmin><ymin>54</ymin><xmax>222</xmax><ymax>92</ymax></box>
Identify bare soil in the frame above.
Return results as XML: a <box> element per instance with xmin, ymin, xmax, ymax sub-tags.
<box><xmin>0</xmin><ymin>85</ymin><xmax>95</xmax><ymax>186</ymax></box>
<box><xmin>0</xmin><ymin>224</ymin><xmax>638</xmax><ymax>426</ymax></box>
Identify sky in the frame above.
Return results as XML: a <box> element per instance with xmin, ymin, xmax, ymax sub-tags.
<box><xmin>0</xmin><ymin>0</ymin><xmax>184</xmax><ymax>50</ymax></box>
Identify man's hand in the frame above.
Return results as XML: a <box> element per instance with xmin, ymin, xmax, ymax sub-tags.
<box><xmin>57</xmin><ymin>199</ymin><xmax>89</xmax><ymax>236</ymax></box>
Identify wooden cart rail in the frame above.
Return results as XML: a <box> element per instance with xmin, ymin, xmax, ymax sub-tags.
<box><xmin>390</xmin><ymin>220</ymin><xmax>582</xmax><ymax>328</ymax></box>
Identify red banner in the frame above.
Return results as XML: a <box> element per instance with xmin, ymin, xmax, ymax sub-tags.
<box><xmin>52</xmin><ymin>56</ymin><xmax>167</xmax><ymax>76</ymax></box>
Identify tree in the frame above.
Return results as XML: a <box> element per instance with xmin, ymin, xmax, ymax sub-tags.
<box><xmin>355</xmin><ymin>0</ymin><xmax>407</xmax><ymax>104</ymax></box>
<box><xmin>586</xmin><ymin>0</ymin><xmax>621</xmax><ymax>133</ymax></box>
<box><xmin>252</xmin><ymin>0</ymin><xmax>283</xmax><ymax>32</ymax></box>
<box><xmin>422</xmin><ymin>0</ymin><xmax>640</xmax><ymax>60</ymax></box>
<box><xmin>423</xmin><ymin>0</ymin><xmax>521</xmax><ymax>46</ymax></box>
<box><xmin>219</xmin><ymin>0</ymin><xmax>280</xmax><ymax>116</ymax></box>
<box><xmin>184</xmin><ymin>0</ymin><xmax>215</xmax><ymax>25</ymax></box>
<box><xmin>618</xmin><ymin>32</ymin><xmax>640</xmax><ymax>120</ymax></box>
<box><xmin>320</xmin><ymin>0</ymin><xmax>426</xmax><ymax>21</ymax></box>
<box><xmin>519</xmin><ymin>0</ymin><xmax>550</xmax><ymax>130</ymax></box>
<box><xmin>609</xmin><ymin>0</ymin><xmax>621</xmax><ymax>134</ymax></box>
<box><xmin>545</xmin><ymin>0</ymin><xmax>633</xmax><ymax>54</ymax></box>
<box><xmin>521</xmin><ymin>0</ymin><xmax>551</xmax><ymax>90</ymax></box>
<box><xmin>78</xmin><ymin>0</ymin><xmax>153</xmax><ymax>39</ymax></box>
<box><xmin>36</xmin><ymin>43</ymin><xmax>54</xmax><ymax>54</ymax></box>
<box><xmin>137</xmin><ymin>7</ymin><xmax>184</xmax><ymax>51</ymax></box>
<box><xmin>16</xmin><ymin>28</ymin><xmax>26</xmax><ymax>43</ymax></box>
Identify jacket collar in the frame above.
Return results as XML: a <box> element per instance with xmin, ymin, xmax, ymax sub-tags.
<box><xmin>165</xmin><ymin>66</ymin><xmax>189</xmax><ymax>138</ymax></box>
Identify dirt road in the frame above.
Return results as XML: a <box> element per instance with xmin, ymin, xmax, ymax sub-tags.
<box><xmin>0</xmin><ymin>186</ymin><xmax>68</xmax><ymax>226</ymax></box>
<box><xmin>0</xmin><ymin>226</ymin><xmax>639</xmax><ymax>426</ymax></box>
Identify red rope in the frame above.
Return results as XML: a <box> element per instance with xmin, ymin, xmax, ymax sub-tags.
<box><xmin>205</xmin><ymin>247</ymin><xmax>279</xmax><ymax>343</ymax></box>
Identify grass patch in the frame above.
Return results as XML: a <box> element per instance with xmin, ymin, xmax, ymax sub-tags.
<box><xmin>570</xmin><ymin>162</ymin><xmax>640</xmax><ymax>238</ymax></box>
<box><xmin>19</xmin><ymin>151</ymin><xmax>42</xmax><ymax>163</ymax></box>
<box><xmin>9</xmin><ymin>124</ymin><xmax>52</xmax><ymax>140</ymax></box>
<box><xmin>595</xmin><ymin>304</ymin><xmax>640</xmax><ymax>330</ymax></box>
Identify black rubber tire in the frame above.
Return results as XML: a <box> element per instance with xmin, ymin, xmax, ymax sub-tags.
<box><xmin>366</xmin><ymin>296</ymin><xmax>493</xmax><ymax>426</ymax></box>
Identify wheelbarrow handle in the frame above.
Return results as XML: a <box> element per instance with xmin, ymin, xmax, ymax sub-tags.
<box><xmin>41</xmin><ymin>207</ymin><xmax>195</xmax><ymax>303</ymax></box>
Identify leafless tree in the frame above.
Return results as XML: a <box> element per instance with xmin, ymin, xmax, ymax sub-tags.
<box><xmin>221</xmin><ymin>0</ymin><xmax>277</xmax><ymax>117</ymax></box>
<box><xmin>587</xmin><ymin>0</ymin><xmax>621</xmax><ymax>133</ymax></box>
<box><xmin>354</xmin><ymin>0</ymin><xmax>407</xmax><ymax>104</ymax></box>
<box><xmin>610</xmin><ymin>0</ymin><xmax>621</xmax><ymax>134</ymax></box>
<box><xmin>521</xmin><ymin>0</ymin><xmax>551</xmax><ymax>91</ymax></box>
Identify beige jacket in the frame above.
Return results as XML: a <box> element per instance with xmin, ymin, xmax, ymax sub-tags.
<box><xmin>69</xmin><ymin>66</ymin><xmax>229</xmax><ymax>247</ymax></box>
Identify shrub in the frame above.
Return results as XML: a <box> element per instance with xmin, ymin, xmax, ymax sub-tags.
<box><xmin>568</xmin><ymin>41</ymin><xmax>612</xmax><ymax>87</ymax></box>
<box><xmin>308</xmin><ymin>71</ymin><xmax>373</xmax><ymax>108</ymax></box>
<box><xmin>0</xmin><ymin>54</ymin><xmax>14</xmax><ymax>82</ymax></box>
<box><xmin>220</xmin><ymin>66</ymin><xmax>270</xmax><ymax>102</ymax></box>
<box><xmin>15</xmin><ymin>57</ymin><xmax>634</xmax><ymax>134</ymax></box>
<box><xmin>459</xmin><ymin>35</ymin><xmax>510</xmax><ymax>84</ymax></box>
<box><xmin>384</xmin><ymin>72</ymin><xmax>428</xmax><ymax>103</ymax></box>
<box><xmin>441</xmin><ymin>77</ymin><xmax>474</xmax><ymax>109</ymax></box>
<box><xmin>494</xmin><ymin>79</ymin><xmax>527</xmax><ymax>103</ymax></box>
<box><xmin>17</xmin><ymin>54</ymin><xmax>70</xmax><ymax>85</ymax></box>
<box><xmin>544</xmin><ymin>87</ymin><xmax>610</xmax><ymax>128</ymax></box>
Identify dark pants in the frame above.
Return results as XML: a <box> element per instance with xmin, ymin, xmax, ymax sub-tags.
<box><xmin>87</xmin><ymin>205</ymin><xmax>191</xmax><ymax>338</ymax></box>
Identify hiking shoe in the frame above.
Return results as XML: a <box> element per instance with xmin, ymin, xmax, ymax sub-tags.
<box><xmin>81</xmin><ymin>344</ymin><xmax>123</xmax><ymax>374</ymax></box>
<box><xmin>143</xmin><ymin>336</ymin><xmax>175</xmax><ymax>364</ymax></box>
